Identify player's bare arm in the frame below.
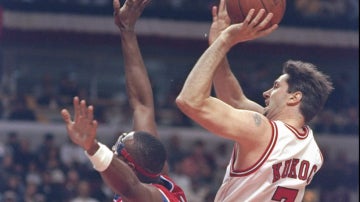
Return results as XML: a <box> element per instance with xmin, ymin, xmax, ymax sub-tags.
<box><xmin>114</xmin><ymin>0</ymin><xmax>171</xmax><ymax>178</ymax></box>
<box><xmin>210</xmin><ymin>0</ymin><xmax>244</xmax><ymax>108</ymax></box>
<box><xmin>61</xmin><ymin>97</ymin><xmax>163</xmax><ymax>202</ymax></box>
<box><xmin>209</xmin><ymin>1</ymin><xmax>266</xmax><ymax>112</ymax></box>
<box><xmin>178</xmin><ymin>95</ymin><xmax>271</xmax><ymax>144</ymax></box>
<box><xmin>101</xmin><ymin>158</ymin><xmax>164</xmax><ymax>202</ymax></box>
<box><xmin>114</xmin><ymin>0</ymin><xmax>158</xmax><ymax>137</ymax></box>
<box><xmin>176</xmin><ymin>9</ymin><xmax>276</xmax><ymax>143</ymax></box>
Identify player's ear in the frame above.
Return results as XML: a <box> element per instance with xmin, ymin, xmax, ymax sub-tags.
<box><xmin>288</xmin><ymin>91</ymin><xmax>302</xmax><ymax>106</ymax></box>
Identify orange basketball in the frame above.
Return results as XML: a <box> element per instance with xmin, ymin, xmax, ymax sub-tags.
<box><xmin>226</xmin><ymin>0</ymin><xmax>286</xmax><ymax>27</ymax></box>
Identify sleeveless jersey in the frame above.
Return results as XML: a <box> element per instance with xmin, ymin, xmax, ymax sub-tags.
<box><xmin>113</xmin><ymin>175</ymin><xmax>187</xmax><ymax>202</ymax></box>
<box><xmin>214</xmin><ymin>120</ymin><xmax>323</xmax><ymax>202</ymax></box>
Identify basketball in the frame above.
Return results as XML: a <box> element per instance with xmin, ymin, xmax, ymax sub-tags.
<box><xmin>226</xmin><ymin>0</ymin><xmax>286</xmax><ymax>27</ymax></box>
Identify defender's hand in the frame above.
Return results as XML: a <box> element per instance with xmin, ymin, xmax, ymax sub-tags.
<box><xmin>61</xmin><ymin>97</ymin><xmax>98</xmax><ymax>151</ymax></box>
<box><xmin>113</xmin><ymin>0</ymin><xmax>151</xmax><ymax>32</ymax></box>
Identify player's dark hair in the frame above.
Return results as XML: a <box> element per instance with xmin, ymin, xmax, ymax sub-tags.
<box><xmin>283</xmin><ymin>60</ymin><xmax>334</xmax><ymax>123</ymax></box>
<box><xmin>128</xmin><ymin>131</ymin><xmax>166</xmax><ymax>181</ymax></box>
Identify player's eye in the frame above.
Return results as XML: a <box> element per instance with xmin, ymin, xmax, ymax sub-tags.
<box><xmin>273</xmin><ymin>82</ymin><xmax>279</xmax><ymax>89</ymax></box>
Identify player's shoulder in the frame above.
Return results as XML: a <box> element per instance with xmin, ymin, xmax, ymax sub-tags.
<box><xmin>152</xmin><ymin>175</ymin><xmax>187</xmax><ymax>202</ymax></box>
<box><xmin>158</xmin><ymin>175</ymin><xmax>183</xmax><ymax>191</ymax></box>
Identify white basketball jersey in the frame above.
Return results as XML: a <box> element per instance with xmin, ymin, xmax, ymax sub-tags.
<box><xmin>214</xmin><ymin>120</ymin><xmax>323</xmax><ymax>202</ymax></box>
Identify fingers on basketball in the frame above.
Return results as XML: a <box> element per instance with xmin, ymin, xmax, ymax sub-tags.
<box><xmin>225</xmin><ymin>0</ymin><xmax>286</xmax><ymax>28</ymax></box>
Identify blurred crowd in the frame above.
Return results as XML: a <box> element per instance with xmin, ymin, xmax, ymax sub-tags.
<box><xmin>0</xmin><ymin>129</ymin><xmax>358</xmax><ymax>202</ymax></box>
<box><xmin>0</xmin><ymin>64</ymin><xmax>357</xmax><ymax>136</ymax></box>
<box><xmin>2</xmin><ymin>0</ymin><xmax>358</xmax><ymax>29</ymax></box>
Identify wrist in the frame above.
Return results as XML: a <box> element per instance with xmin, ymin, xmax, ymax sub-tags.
<box><xmin>85</xmin><ymin>142</ymin><xmax>113</xmax><ymax>172</ymax></box>
<box><xmin>119</xmin><ymin>28</ymin><xmax>135</xmax><ymax>34</ymax></box>
<box><xmin>120</xmin><ymin>30</ymin><xmax>136</xmax><ymax>40</ymax></box>
<box><xmin>86</xmin><ymin>140</ymin><xmax>100</xmax><ymax>156</ymax></box>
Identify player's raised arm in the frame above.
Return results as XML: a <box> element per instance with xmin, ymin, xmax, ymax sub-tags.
<box><xmin>210</xmin><ymin>0</ymin><xmax>265</xmax><ymax>112</ymax></box>
<box><xmin>114</xmin><ymin>0</ymin><xmax>158</xmax><ymax>137</ymax></box>
<box><xmin>176</xmin><ymin>9</ymin><xmax>277</xmax><ymax>141</ymax></box>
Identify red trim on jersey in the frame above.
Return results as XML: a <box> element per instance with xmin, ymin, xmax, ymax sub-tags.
<box><xmin>114</xmin><ymin>175</ymin><xmax>187</xmax><ymax>202</ymax></box>
<box><xmin>153</xmin><ymin>175</ymin><xmax>187</xmax><ymax>202</ymax></box>
<box><xmin>284</xmin><ymin>123</ymin><xmax>309</xmax><ymax>139</ymax></box>
<box><xmin>230</xmin><ymin>120</ymin><xmax>278</xmax><ymax>177</ymax></box>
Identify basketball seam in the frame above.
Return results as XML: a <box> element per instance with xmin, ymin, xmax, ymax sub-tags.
<box><xmin>259</xmin><ymin>0</ymin><xmax>269</xmax><ymax>13</ymax></box>
<box><xmin>237</xmin><ymin>0</ymin><xmax>246</xmax><ymax>21</ymax></box>
<box><xmin>259</xmin><ymin>0</ymin><xmax>273</xmax><ymax>26</ymax></box>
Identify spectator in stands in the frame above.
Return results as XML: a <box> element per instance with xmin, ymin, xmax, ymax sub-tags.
<box><xmin>171</xmin><ymin>152</ymin><xmax>210</xmax><ymax>202</ymax></box>
<box><xmin>188</xmin><ymin>139</ymin><xmax>216</xmax><ymax>185</ymax></box>
<box><xmin>58</xmin><ymin>71</ymin><xmax>80</xmax><ymax>106</ymax></box>
<box><xmin>2</xmin><ymin>175</ymin><xmax>25</xmax><ymax>198</ymax></box>
<box><xmin>36</xmin><ymin>133</ymin><xmax>59</xmax><ymax>168</ymax></box>
<box><xmin>25</xmin><ymin>160</ymin><xmax>42</xmax><ymax>187</ymax></box>
<box><xmin>212</xmin><ymin>141</ymin><xmax>230</xmax><ymax>187</ymax></box>
<box><xmin>38</xmin><ymin>170</ymin><xmax>65</xmax><ymax>202</ymax></box>
<box><xmin>24</xmin><ymin>182</ymin><xmax>46</xmax><ymax>202</ymax></box>
<box><xmin>4</xmin><ymin>132</ymin><xmax>21</xmax><ymax>158</ymax></box>
<box><xmin>60</xmin><ymin>137</ymin><xmax>90</xmax><ymax>169</ymax></box>
<box><xmin>0</xmin><ymin>153</ymin><xmax>16</xmax><ymax>192</ymax></box>
<box><xmin>169</xmin><ymin>155</ymin><xmax>192</xmax><ymax>199</ymax></box>
<box><xmin>12</xmin><ymin>138</ymin><xmax>36</xmax><ymax>176</ymax></box>
<box><xmin>69</xmin><ymin>180</ymin><xmax>99</xmax><ymax>202</ymax></box>
<box><xmin>8</xmin><ymin>94</ymin><xmax>36</xmax><ymax>121</ymax></box>
<box><xmin>302</xmin><ymin>189</ymin><xmax>319</xmax><ymax>202</ymax></box>
<box><xmin>35</xmin><ymin>73</ymin><xmax>59</xmax><ymax>109</ymax></box>
<box><xmin>0</xmin><ymin>140</ymin><xmax>5</xmax><ymax>165</ymax></box>
<box><xmin>63</xmin><ymin>169</ymin><xmax>80</xmax><ymax>198</ymax></box>
<box><xmin>1</xmin><ymin>190</ymin><xmax>18</xmax><ymax>202</ymax></box>
<box><xmin>166</xmin><ymin>134</ymin><xmax>186</xmax><ymax>171</ymax></box>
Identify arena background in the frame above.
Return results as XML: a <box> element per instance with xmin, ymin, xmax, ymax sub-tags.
<box><xmin>0</xmin><ymin>0</ymin><xmax>358</xmax><ymax>201</ymax></box>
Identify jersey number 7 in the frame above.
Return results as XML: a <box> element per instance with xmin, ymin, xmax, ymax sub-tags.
<box><xmin>272</xmin><ymin>186</ymin><xmax>299</xmax><ymax>201</ymax></box>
